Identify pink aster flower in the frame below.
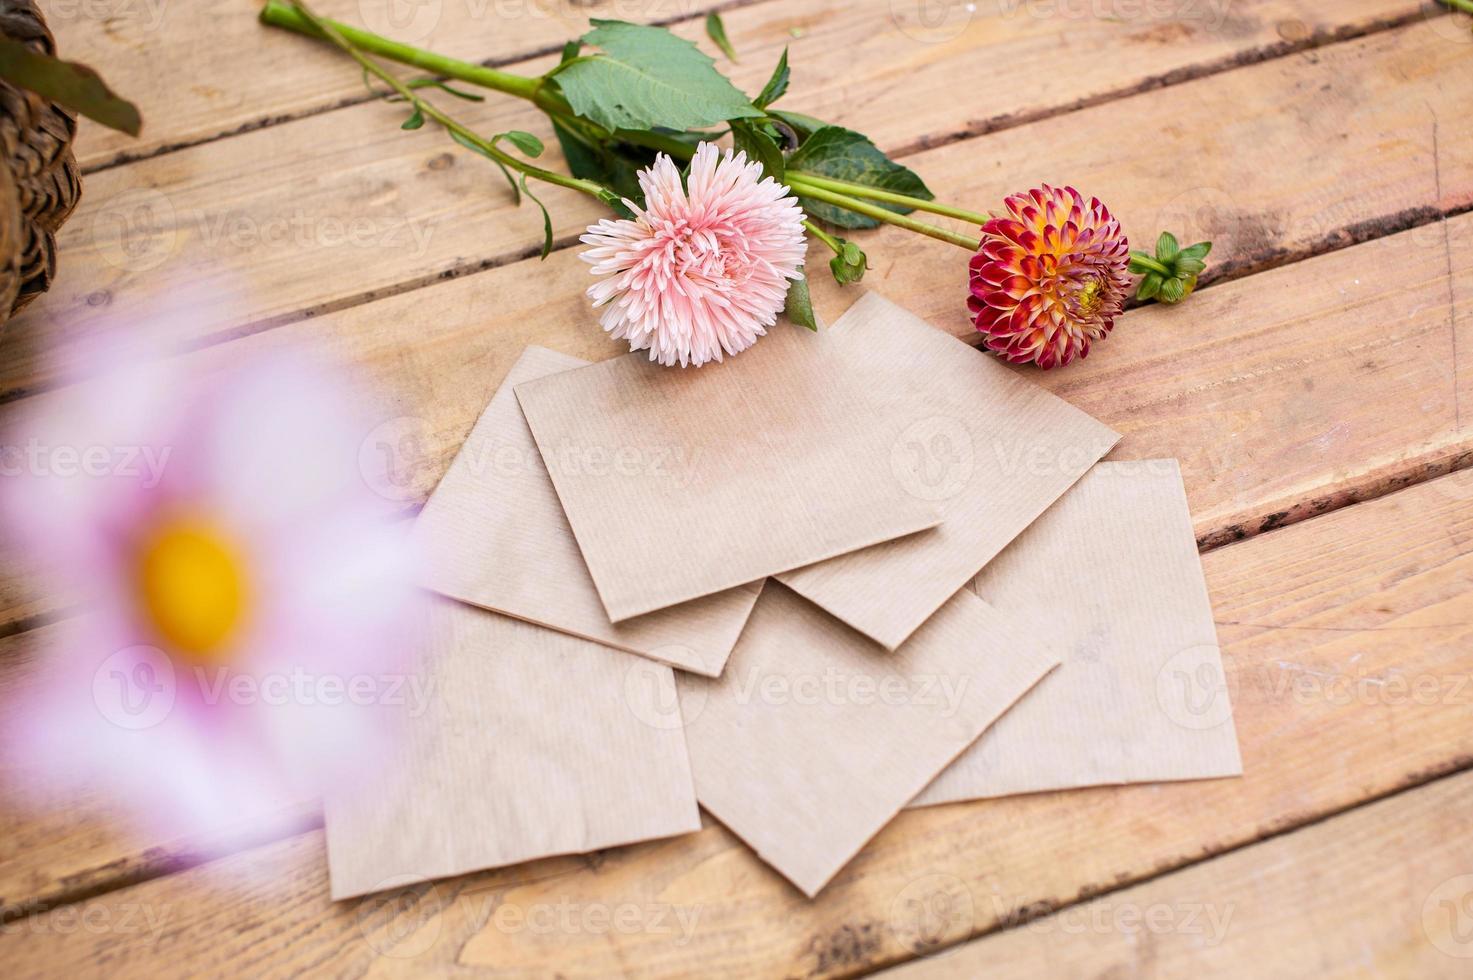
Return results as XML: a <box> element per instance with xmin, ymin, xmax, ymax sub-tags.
<box><xmin>968</xmin><ymin>184</ymin><xmax>1130</xmax><ymax>369</ymax></box>
<box><xmin>580</xmin><ymin>141</ymin><xmax>807</xmax><ymax>367</ymax></box>
<box><xmin>1</xmin><ymin>332</ymin><xmax>421</xmax><ymax>840</ymax></box>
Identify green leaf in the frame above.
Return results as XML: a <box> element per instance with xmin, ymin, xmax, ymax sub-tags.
<box><xmin>404</xmin><ymin>78</ymin><xmax>485</xmax><ymax>102</ymax></box>
<box><xmin>754</xmin><ymin>48</ymin><xmax>789</xmax><ymax>108</ymax></box>
<box><xmin>551</xmin><ymin>20</ymin><xmax>761</xmax><ymax>132</ymax></box>
<box><xmin>560</xmin><ymin>40</ymin><xmax>581</xmax><ymax>64</ymax></box>
<box><xmin>829</xmin><ymin>240</ymin><xmax>867</xmax><ymax>285</ymax></box>
<box><xmin>784</xmin><ymin>273</ymin><xmax>818</xmax><ymax>330</ymax></box>
<box><xmin>1177</xmin><ymin>241</ymin><xmax>1212</xmax><ymax>261</ymax></box>
<box><xmin>450</xmin><ymin>130</ymin><xmax>520</xmax><ymax>203</ymax></box>
<box><xmin>401</xmin><ymin>107</ymin><xmax>425</xmax><ymax>130</ymax></box>
<box><xmin>549</xmin><ymin>116</ymin><xmax>643</xmax><ymax>211</ymax></box>
<box><xmin>705</xmin><ymin>12</ymin><xmax>738</xmax><ymax>61</ymax></box>
<box><xmin>1136</xmin><ymin>273</ymin><xmax>1163</xmax><ymax>301</ymax></box>
<box><xmin>1127</xmin><ymin>251</ymin><xmax>1158</xmax><ymax>275</ymax></box>
<box><xmin>0</xmin><ymin>37</ymin><xmax>140</xmax><ymax>136</ymax></box>
<box><xmin>1159</xmin><ymin>277</ymin><xmax>1186</xmax><ymax>303</ymax></box>
<box><xmin>785</xmin><ymin>126</ymin><xmax>933</xmax><ymax>229</ymax></box>
<box><xmin>1155</xmin><ymin>230</ymin><xmax>1180</xmax><ymax>262</ymax></box>
<box><xmin>730</xmin><ymin>120</ymin><xmax>785</xmax><ymax>180</ymax></box>
<box><xmin>1175</xmin><ymin>256</ymin><xmax>1207</xmax><ymax>276</ymax></box>
<box><xmin>520</xmin><ymin>175</ymin><xmax>555</xmax><ymax>260</ymax></box>
<box><xmin>496</xmin><ymin>130</ymin><xmax>544</xmax><ymax>157</ymax></box>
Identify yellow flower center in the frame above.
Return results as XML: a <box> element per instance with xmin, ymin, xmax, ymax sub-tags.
<box><xmin>136</xmin><ymin>518</ymin><xmax>249</xmax><ymax>663</ymax></box>
<box><xmin>1076</xmin><ymin>278</ymin><xmax>1104</xmax><ymax>317</ymax></box>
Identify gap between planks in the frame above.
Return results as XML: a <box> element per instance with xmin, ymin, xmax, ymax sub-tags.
<box><xmin>852</xmin><ymin>761</ymin><xmax>1473</xmax><ymax>978</ymax></box>
<box><xmin>77</xmin><ymin>3</ymin><xmax>1430</xmax><ymax>178</ymax></box>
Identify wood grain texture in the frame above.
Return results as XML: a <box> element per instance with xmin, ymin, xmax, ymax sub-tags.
<box><xmin>3</xmin><ymin>469</ymin><xmax>1470</xmax><ymax>976</ymax></box>
<box><xmin>1</xmin><ymin>0</ymin><xmax>1433</xmax><ymax>400</ymax></box>
<box><xmin>880</xmin><ymin>770</ymin><xmax>1473</xmax><ymax>979</ymax></box>
<box><xmin>51</xmin><ymin>0</ymin><xmax>733</xmax><ymax>171</ymax></box>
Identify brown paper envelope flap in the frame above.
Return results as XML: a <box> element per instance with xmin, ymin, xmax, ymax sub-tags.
<box><xmin>325</xmin><ymin>597</ymin><xmax>701</xmax><ymax>900</ymax></box>
<box><xmin>413</xmin><ymin>345</ymin><xmax>762</xmax><ymax>676</ymax></box>
<box><xmin>913</xmin><ymin>459</ymin><xmax>1242</xmax><ymax>807</ymax></box>
<box><xmin>514</xmin><ymin>323</ymin><xmax>943</xmax><ymax>622</ymax></box>
<box><xmin>679</xmin><ymin>583</ymin><xmax>1058</xmax><ymax>897</ymax></box>
<box><xmin>779</xmin><ymin>291</ymin><xmax>1119</xmax><ymax>650</ymax></box>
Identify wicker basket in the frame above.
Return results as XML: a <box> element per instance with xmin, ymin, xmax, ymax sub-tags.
<box><xmin>0</xmin><ymin>0</ymin><xmax>82</xmax><ymax>322</ymax></box>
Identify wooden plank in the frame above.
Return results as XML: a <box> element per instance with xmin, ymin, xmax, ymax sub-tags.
<box><xmin>1</xmin><ymin>1</ymin><xmax>1432</xmax><ymax>401</ymax></box>
<box><xmin>3</xmin><ymin>192</ymin><xmax>1467</xmax><ymax>637</ymax></box>
<box><xmin>50</xmin><ymin>0</ymin><xmax>733</xmax><ymax>171</ymax></box>
<box><xmin>878</xmin><ymin>770</ymin><xmax>1473</xmax><ymax>979</ymax></box>
<box><xmin>2</xmin><ymin>469</ymin><xmax>1471</xmax><ymax>976</ymax></box>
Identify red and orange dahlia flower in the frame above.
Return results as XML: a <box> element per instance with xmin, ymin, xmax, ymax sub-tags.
<box><xmin>968</xmin><ymin>185</ymin><xmax>1130</xmax><ymax>369</ymax></box>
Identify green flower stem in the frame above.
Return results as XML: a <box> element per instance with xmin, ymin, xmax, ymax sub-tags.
<box><xmin>785</xmin><ymin>179</ymin><xmax>981</xmax><ymax>250</ymax></box>
<box><xmin>262</xmin><ymin>0</ymin><xmax>544</xmax><ymax>104</ymax></box>
<box><xmin>282</xmin><ymin>0</ymin><xmax>609</xmax><ymax>202</ymax></box>
<box><xmin>261</xmin><ymin>1</ymin><xmax>708</xmax><ymax>165</ymax></box>
<box><xmin>1438</xmin><ymin>0</ymin><xmax>1473</xmax><ymax>13</ymax></box>
<box><xmin>1129</xmin><ymin>251</ymin><xmax>1173</xmax><ymax>276</ymax></box>
<box><xmin>802</xmin><ymin>219</ymin><xmax>845</xmax><ymax>255</ymax></box>
<box><xmin>784</xmin><ymin>171</ymin><xmax>988</xmax><ymax>226</ymax></box>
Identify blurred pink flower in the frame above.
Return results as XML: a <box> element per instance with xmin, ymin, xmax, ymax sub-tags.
<box><xmin>580</xmin><ymin>141</ymin><xmax>807</xmax><ymax>368</ymax></box>
<box><xmin>1</xmin><ymin>343</ymin><xmax>421</xmax><ymax>838</ymax></box>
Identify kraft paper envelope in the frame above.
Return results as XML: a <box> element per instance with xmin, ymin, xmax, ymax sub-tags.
<box><xmin>413</xmin><ymin>346</ymin><xmax>761</xmax><ymax>676</ymax></box>
<box><xmin>514</xmin><ymin>322</ymin><xmax>944</xmax><ymax>622</ymax></box>
<box><xmin>325</xmin><ymin>596</ymin><xmax>700</xmax><ymax>900</ymax></box>
<box><xmin>778</xmin><ymin>291</ymin><xmax>1120</xmax><ymax>649</ymax></box>
<box><xmin>912</xmin><ymin>460</ymin><xmax>1243</xmax><ymax>807</ymax></box>
<box><xmin>678</xmin><ymin>583</ymin><xmax>1058</xmax><ymax>897</ymax></box>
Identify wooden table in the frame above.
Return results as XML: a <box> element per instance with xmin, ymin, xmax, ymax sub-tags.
<box><xmin>3</xmin><ymin>1</ymin><xmax>1472</xmax><ymax>976</ymax></box>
